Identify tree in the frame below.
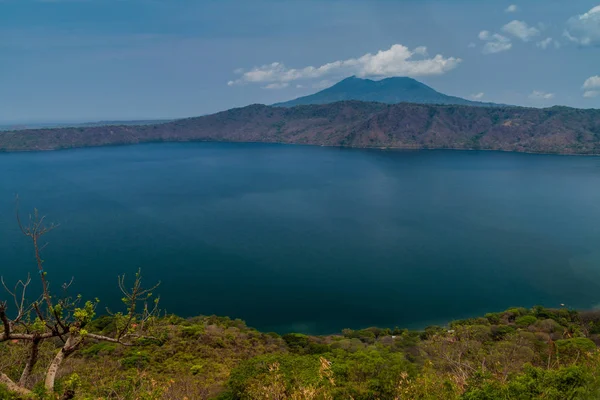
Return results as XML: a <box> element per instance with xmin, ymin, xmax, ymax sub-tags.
<box><xmin>0</xmin><ymin>203</ymin><xmax>160</xmax><ymax>398</ymax></box>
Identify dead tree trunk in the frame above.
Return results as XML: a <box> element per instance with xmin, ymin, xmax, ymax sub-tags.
<box><xmin>45</xmin><ymin>335</ymin><xmax>80</xmax><ymax>392</ymax></box>
<box><xmin>0</xmin><ymin>373</ymin><xmax>32</xmax><ymax>396</ymax></box>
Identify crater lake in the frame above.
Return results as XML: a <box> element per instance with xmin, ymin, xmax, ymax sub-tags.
<box><xmin>2</xmin><ymin>142</ymin><xmax>600</xmax><ymax>334</ymax></box>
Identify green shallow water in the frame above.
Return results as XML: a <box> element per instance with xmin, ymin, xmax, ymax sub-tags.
<box><xmin>2</xmin><ymin>143</ymin><xmax>600</xmax><ymax>334</ymax></box>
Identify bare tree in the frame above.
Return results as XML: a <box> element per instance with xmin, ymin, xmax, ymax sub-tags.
<box><xmin>0</xmin><ymin>202</ymin><xmax>160</xmax><ymax>397</ymax></box>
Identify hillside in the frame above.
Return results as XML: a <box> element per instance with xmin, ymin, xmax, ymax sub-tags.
<box><xmin>0</xmin><ymin>119</ymin><xmax>171</xmax><ymax>132</ymax></box>
<box><xmin>2</xmin><ymin>307</ymin><xmax>600</xmax><ymax>399</ymax></box>
<box><xmin>274</xmin><ymin>76</ymin><xmax>502</xmax><ymax>107</ymax></box>
<box><xmin>2</xmin><ymin>102</ymin><xmax>600</xmax><ymax>155</ymax></box>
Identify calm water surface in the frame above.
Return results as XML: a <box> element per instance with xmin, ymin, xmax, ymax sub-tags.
<box><xmin>2</xmin><ymin>143</ymin><xmax>600</xmax><ymax>334</ymax></box>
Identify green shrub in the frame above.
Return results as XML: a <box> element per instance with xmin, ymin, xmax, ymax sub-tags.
<box><xmin>328</xmin><ymin>348</ymin><xmax>415</xmax><ymax>399</ymax></box>
<box><xmin>225</xmin><ymin>354</ymin><xmax>322</xmax><ymax>398</ymax></box>
<box><xmin>516</xmin><ymin>315</ymin><xmax>538</xmax><ymax>327</ymax></box>
<box><xmin>556</xmin><ymin>338</ymin><xmax>597</xmax><ymax>363</ymax></box>
<box><xmin>535</xmin><ymin>318</ymin><xmax>563</xmax><ymax>333</ymax></box>
<box><xmin>532</xmin><ymin>305</ymin><xmax>561</xmax><ymax>320</ymax></box>
<box><xmin>282</xmin><ymin>333</ymin><xmax>310</xmax><ymax>351</ymax></box>
<box><xmin>505</xmin><ymin>307</ymin><xmax>528</xmax><ymax>317</ymax></box>
<box><xmin>190</xmin><ymin>364</ymin><xmax>204</xmax><ymax>375</ymax></box>
<box><xmin>589</xmin><ymin>321</ymin><xmax>600</xmax><ymax>335</ymax></box>
<box><xmin>181</xmin><ymin>324</ymin><xmax>205</xmax><ymax>337</ymax></box>
<box><xmin>485</xmin><ymin>313</ymin><xmax>502</xmax><ymax>324</ymax></box>
<box><xmin>343</xmin><ymin>328</ymin><xmax>377</xmax><ymax>343</ymax></box>
<box><xmin>450</xmin><ymin>318</ymin><xmax>490</xmax><ymax>328</ymax></box>
<box><xmin>120</xmin><ymin>351</ymin><xmax>151</xmax><ymax>369</ymax></box>
<box><xmin>0</xmin><ymin>384</ymin><xmax>19</xmax><ymax>400</ymax></box>
<box><xmin>86</xmin><ymin>315</ymin><xmax>116</xmax><ymax>334</ymax></box>
<box><xmin>81</xmin><ymin>342</ymin><xmax>117</xmax><ymax>357</ymax></box>
<box><xmin>420</xmin><ymin>325</ymin><xmax>445</xmax><ymax>340</ymax></box>
<box><xmin>506</xmin><ymin>365</ymin><xmax>591</xmax><ymax>399</ymax></box>
<box><xmin>491</xmin><ymin>325</ymin><xmax>516</xmax><ymax>340</ymax></box>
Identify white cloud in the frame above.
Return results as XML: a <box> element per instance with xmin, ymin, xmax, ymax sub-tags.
<box><xmin>580</xmin><ymin>76</ymin><xmax>600</xmax><ymax>98</ymax></box>
<box><xmin>228</xmin><ymin>44</ymin><xmax>462</xmax><ymax>86</ymax></box>
<box><xmin>483</xmin><ymin>41</ymin><xmax>512</xmax><ymax>54</ymax></box>
<box><xmin>564</xmin><ymin>5</ymin><xmax>600</xmax><ymax>46</ymax></box>
<box><xmin>312</xmin><ymin>80</ymin><xmax>334</xmax><ymax>90</ymax></box>
<box><xmin>502</xmin><ymin>20</ymin><xmax>540</xmax><ymax>42</ymax></box>
<box><xmin>470</xmin><ymin>92</ymin><xmax>484</xmax><ymax>100</ymax></box>
<box><xmin>263</xmin><ymin>82</ymin><xmax>289</xmax><ymax>90</ymax></box>
<box><xmin>505</xmin><ymin>4</ymin><xmax>518</xmax><ymax>13</ymax></box>
<box><xmin>536</xmin><ymin>37</ymin><xmax>553</xmax><ymax>49</ymax></box>
<box><xmin>583</xmin><ymin>75</ymin><xmax>600</xmax><ymax>90</ymax></box>
<box><xmin>467</xmin><ymin>42</ymin><xmax>476</xmax><ymax>48</ymax></box>
<box><xmin>413</xmin><ymin>46</ymin><xmax>428</xmax><ymax>56</ymax></box>
<box><xmin>296</xmin><ymin>84</ymin><xmax>304</xmax><ymax>89</ymax></box>
<box><xmin>479</xmin><ymin>31</ymin><xmax>512</xmax><ymax>54</ymax></box>
<box><xmin>529</xmin><ymin>90</ymin><xmax>554</xmax><ymax>100</ymax></box>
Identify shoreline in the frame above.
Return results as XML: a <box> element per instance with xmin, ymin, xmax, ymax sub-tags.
<box><xmin>1</xmin><ymin>138</ymin><xmax>599</xmax><ymax>157</ymax></box>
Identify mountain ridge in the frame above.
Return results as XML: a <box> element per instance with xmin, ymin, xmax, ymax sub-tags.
<box><xmin>2</xmin><ymin>100</ymin><xmax>600</xmax><ymax>154</ymax></box>
<box><xmin>273</xmin><ymin>76</ymin><xmax>504</xmax><ymax>108</ymax></box>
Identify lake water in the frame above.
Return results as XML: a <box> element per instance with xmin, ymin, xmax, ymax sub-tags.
<box><xmin>2</xmin><ymin>143</ymin><xmax>600</xmax><ymax>334</ymax></box>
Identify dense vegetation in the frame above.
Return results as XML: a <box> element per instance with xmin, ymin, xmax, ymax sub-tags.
<box><xmin>2</xmin><ymin>101</ymin><xmax>600</xmax><ymax>155</ymax></box>
<box><xmin>1</xmin><ymin>306</ymin><xmax>600</xmax><ymax>399</ymax></box>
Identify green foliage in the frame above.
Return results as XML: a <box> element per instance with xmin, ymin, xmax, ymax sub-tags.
<box><xmin>181</xmin><ymin>324</ymin><xmax>205</xmax><ymax>337</ymax></box>
<box><xmin>463</xmin><ymin>365</ymin><xmax>596</xmax><ymax>399</ymax></box>
<box><xmin>491</xmin><ymin>324</ymin><xmax>516</xmax><ymax>340</ymax></box>
<box><xmin>505</xmin><ymin>307</ymin><xmax>528</xmax><ymax>318</ymax></box>
<box><xmin>223</xmin><ymin>348</ymin><xmax>415</xmax><ymax>400</ymax></box>
<box><xmin>328</xmin><ymin>348</ymin><xmax>415</xmax><ymax>399</ymax></box>
<box><xmin>190</xmin><ymin>364</ymin><xmax>204</xmax><ymax>375</ymax></box>
<box><xmin>450</xmin><ymin>317</ymin><xmax>490</xmax><ymax>328</ymax></box>
<box><xmin>556</xmin><ymin>337</ymin><xmax>596</xmax><ymax>352</ymax></box>
<box><xmin>31</xmin><ymin>317</ymin><xmax>46</xmax><ymax>334</ymax></box>
<box><xmin>282</xmin><ymin>333</ymin><xmax>310</xmax><ymax>352</ymax></box>
<box><xmin>100</xmin><ymin>370</ymin><xmax>168</xmax><ymax>400</ymax></box>
<box><xmin>56</xmin><ymin>373</ymin><xmax>82</xmax><ymax>396</ymax></box>
<box><xmin>485</xmin><ymin>312</ymin><xmax>502</xmax><ymax>324</ymax></box>
<box><xmin>556</xmin><ymin>338</ymin><xmax>597</xmax><ymax>364</ymax></box>
<box><xmin>282</xmin><ymin>333</ymin><xmax>329</xmax><ymax>354</ymax></box>
<box><xmin>86</xmin><ymin>315</ymin><xmax>116</xmax><ymax>334</ymax></box>
<box><xmin>589</xmin><ymin>321</ymin><xmax>600</xmax><ymax>335</ymax></box>
<box><xmin>515</xmin><ymin>315</ymin><xmax>538</xmax><ymax>327</ymax></box>
<box><xmin>506</xmin><ymin>365</ymin><xmax>591</xmax><ymax>399</ymax></box>
<box><xmin>80</xmin><ymin>342</ymin><xmax>117</xmax><ymax>357</ymax></box>
<box><xmin>4</xmin><ymin>306</ymin><xmax>599</xmax><ymax>399</ymax></box>
<box><xmin>535</xmin><ymin>318</ymin><xmax>563</xmax><ymax>333</ymax></box>
<box><xmin>342</xmin><ymin>328</ymin><xmax>377</xmax><ymax>343</ymax></box>
<box><xmin>421</xmin><ymin>325</ymin><xmax>446</xmax><ymax>340</ymax></box>
<box><xmin>121</xmin><ymin>350</ymin><xmax>152</xmax><ymax>369</ymax></box>
<box><xmin>226</xmin><ymin>354</ymin><xmax>323</xmax><ymax>398</ymax></box>
<box><xmin>0</xmin><ymin>384</ymin><xmax>20</xmax><ymax>400</ymax></box>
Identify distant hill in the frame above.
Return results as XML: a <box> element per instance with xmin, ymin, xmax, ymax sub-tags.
<box><xmin>2</xmin><ymin>101</ymin><xmax>600</xmax><ymax>155</ymax></box>
<box><xmin>274</xmin><ymin>76</ymin><xmax>503</xmax><ymax>107</ymax></box>
<box><xmin>0</xmin><ymin>119</ymin><xmax>172</xmax><ymax>132</ymax></box>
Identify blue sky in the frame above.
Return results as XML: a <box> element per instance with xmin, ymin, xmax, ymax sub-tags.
<box><xmin>1</xmin><ymin>0</ymin><xmax>599</xmax><ymax>123</ymax></box>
